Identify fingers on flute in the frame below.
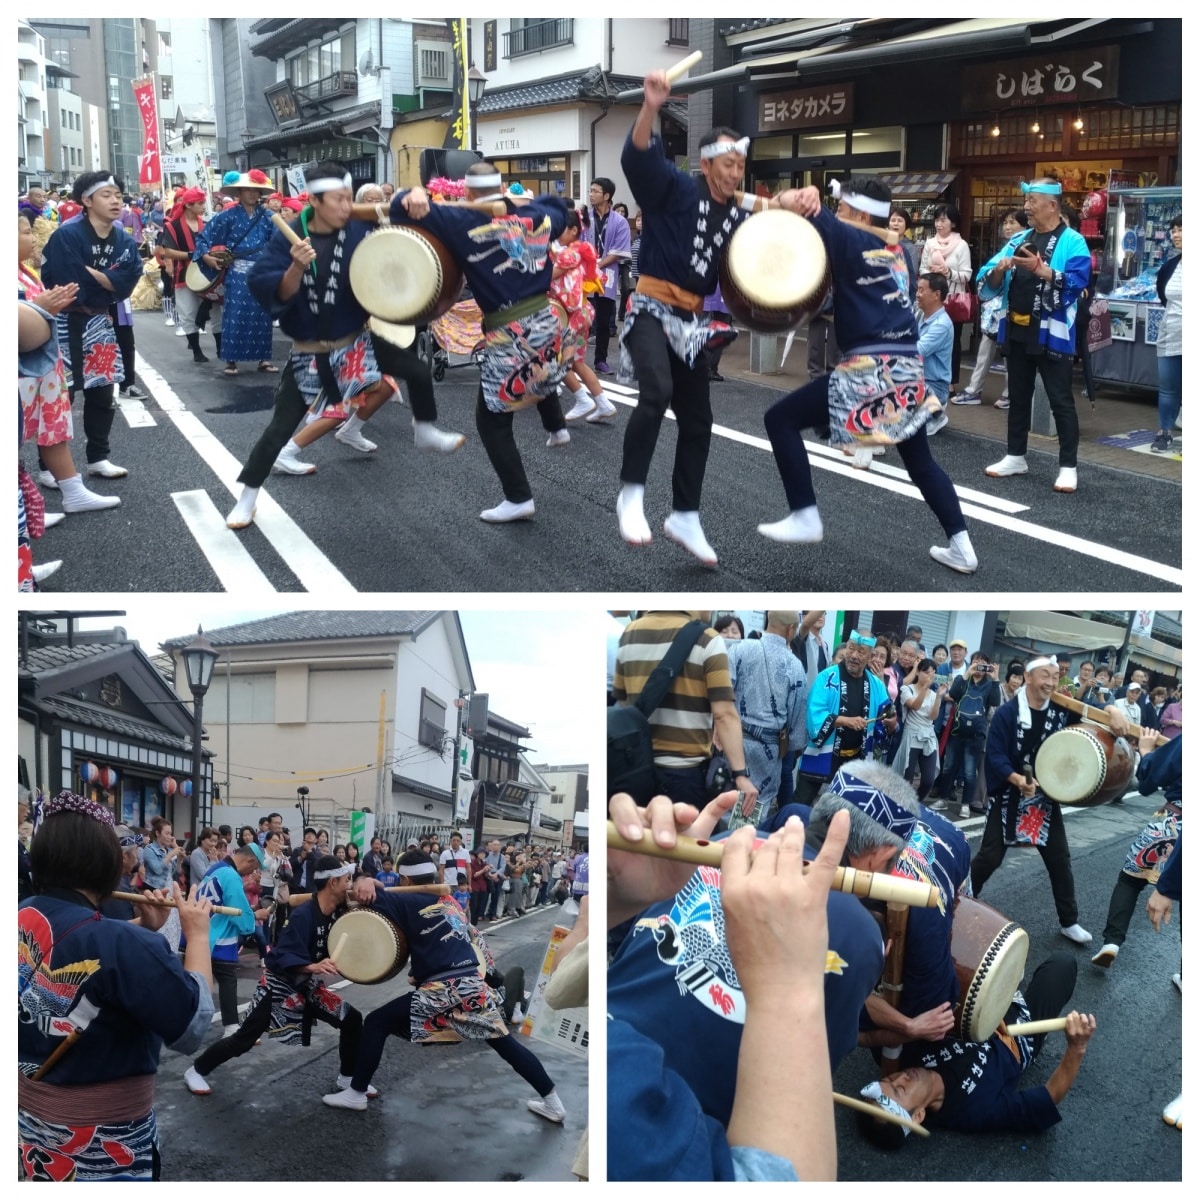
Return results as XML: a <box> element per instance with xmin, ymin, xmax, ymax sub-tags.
<box><xmin>720</xmin><ymin>824</ymin><xmax>757</xmax><ymax>876</ymax></box>
<box><xmin>608</xmin><ymin>792</ymin><xmax>644</xmax><ymax>841</ymax></box>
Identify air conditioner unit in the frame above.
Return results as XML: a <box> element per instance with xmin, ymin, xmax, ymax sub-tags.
<box><xmin>415</xmin><ymin>41</ymin><xmax>451</xmax><ymax>89</ymax></box>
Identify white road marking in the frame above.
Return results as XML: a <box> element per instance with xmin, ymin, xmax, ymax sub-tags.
<box><xmin>136</xmin><ymin>352</ymin><xmax>356</xmax><ymax>593</ymax></box>
<box><xmin>172</xmin><ymin>490</ymin><xmax>279</xmax><ymax>592</ymax></box>
<box><xmin>115</xmin><ymin>393</ymin><xmax>157</xmax><ymax>428</ymax></box>
<box><xmin>596</xmin><ymin>389</ymin><xmax>1180</xmax><ymax>581</ymax></box>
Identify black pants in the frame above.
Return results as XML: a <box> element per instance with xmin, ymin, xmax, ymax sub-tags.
<box><xmin>807</xmin><ymin>317</ymin><xmax>840</xmax><ymax>379</ymax></box>
<box><xmin>971</xmin><ymin>798</ymin><xmax>1079</xmax><ymax>927</ymax></box>
<box><xmin>949</xmin><ymin>322</ymin><xmax>964</xmax><ymax>388</ymax></box>
<box><xmin>903</xmin><ymin>748</ymin><xmax>938</xmax><ymax>801</ymax></box>
<box><xmin>211</xmin><ymin>959</ymin><xmax>241</xmax><ymax>1027</ymax></box>
<box><xmin>707</xmin><ymin>309</ymin><xmax>731</xmax><ymax>373</ymax></box>
<box><xmin>652</xmin><ymin>764</ymin><xmax>708</xmax><ymax>811</ymax></box>
<box><xmin>113</xmin><ymin>319</ymin><xmax>136</xmax><ymax>389</ymax></box>
<box><xmin>62</xmin><ymin>385</ymin><xmax>117</xmax><ymax>466</ymax></box>
<box><xmin>474</xmin><ymin>387</ymin><xmax>564</xmax><ymax>503</ymax></box>
<box><xmin>1007</xmin><ymin>950</ymin><xmax>1078</xmax><ymax>1059</ymax></box>
<box><xmin>792</xmin><ymin>771</ymin><xmax>832</xmax><ymax>809</ymax></box>
<box><xmin>590</xmin><ymin>295</ymin><xmax>616</xmax><ymax>364</ymax></box>
<box><xmin>1004</xmin><ymin>341</ymin><xmax>1079</xmax><ymax>466</ymax></box>
<box><xmin>193</xmin><ymin>985</ymin><xmax>362</xmax><ymax>1077</ymax></box>
<box><xmin>371</xmin><ymin>332</ymin><xmax>438</xmax><ymax>423</ymax></box>
<box><xmin>349</xmin><ymin>990</ymin><xmax>555</xmax><ymax>1095</ymax></box>
<box><xmin>237</xmin><ymin>358</ymin><xmax>309</xmax><ymax>487</ymax></box>
<box><xmin>620</xmin><ymin>313</ymin><xmax>712</xmax><ymax>511</ymax></box>
<box><xmin>1101</xmin><ymin>872</ymin><xmax>1151</xmax><ymax>947</ymax></box>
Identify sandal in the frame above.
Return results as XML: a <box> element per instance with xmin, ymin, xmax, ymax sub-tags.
<box><xmin>223</xmin><ymin>364</ymin><xmax>239</xmax><ymax>376</ymax></box>
<box><xmin>258</xmin><ymin>361</ymin><xmax>279</xmax><ymax>373</ymax></box>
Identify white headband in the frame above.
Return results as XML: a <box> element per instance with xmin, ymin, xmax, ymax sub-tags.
<box><xmin>466</xmin><ymin>171</ymin><xmax>503</xmax><ymax>189</ymax></box>
<box><xmin>83</xmin><ymin>177</ymin><xmax>118</xmax><ymax>200</ymax></box>
<box><xmin>1025</xmin><ymin>655</ymin><xmax>1058</xmax><ymax>673</ymax></box>
<box><xmin>828</xmin><ymin>178</ymin><xmax>891</xmax><ymax>220</ymax></box>
<box><xmin>314</xmin><ymin>862</ymin><xmax>355</xmax><ymax>880</ymax></box>
<box><xmin>700</xmin><ymin>137</ymin><xmax>749</xmax><ymax>161</ymax></box>
<box><xmin>308</xmin><ymin>174</ymin><xmax>353</xmax><ymax>195</ymax></box>
<box><xmin>860</xmin><ymin>1082</ymin><xmax>912</xmax><ymax>1137</ymax></box>
<box><xmin>397</xmin><ymin>862</ymin><xmax>436</xmax><ymax>879</ymax></box>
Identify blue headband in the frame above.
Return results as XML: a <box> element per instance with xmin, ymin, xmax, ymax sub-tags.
<box><xmin>827</xmin><ymin>768</ymin><xmax>916</xmax><ymax>842</ymax></box>
<box><xmin>1021</xmin><ymin>180</ymin><xmax>1062</xmax><ymax>196</ymax></box>
<box><xmin>849</xmin><ymin>631</ymin><xmax>877</xmax><ymax>648</ymax></box>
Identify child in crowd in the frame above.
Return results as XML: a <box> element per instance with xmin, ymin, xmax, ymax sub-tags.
<box><xmin>452</xmin><ymin>870</ymin><xmax>472</xmax><ymax>914</ymax></box>
<box><xmin>375</xmin><ymin>858</ymin><xmax>399</xmax><ymax>887</ymax></box>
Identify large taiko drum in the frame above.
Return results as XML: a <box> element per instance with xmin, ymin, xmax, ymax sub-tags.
<box><xmin>951</xmin><ymin>897</ymin><xmax>1029</xmax><ymax>1042</ymax></box>
<box><xmin>349</xmin><ymin>225</ymin><xmax>463</xmax><ymax>325</ymax></box>
<box><xmin>1036</xmin><ymin>723</ymin><xmax>1135</xmax><ymax>807</ymax></box>
<box><xmin>330</xmin><ymin>909</ymin><xmax>410</xmax><ymax>985</ymax></box>
<box><xmin>719</xmin><ymin>209</ymin><xmax>831</xmax><ymax>334</ymax></box>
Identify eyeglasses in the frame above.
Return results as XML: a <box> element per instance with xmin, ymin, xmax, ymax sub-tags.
<box><xmin>849</xmin><ymin>631</ymin><xmax>877</xmax><ymax>648</ymax></box>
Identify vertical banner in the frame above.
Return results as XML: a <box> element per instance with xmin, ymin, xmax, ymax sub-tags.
<box><xmin>442</xmin><ymin>18</ymin><xmax>469</xmax><ymax>150</ymax></box>
<box><xmin>349</xmin><ymin>810</ymin><xmax>374</xmax><ymax>853</ymax></box>
<box><xmin>131</xmin><ymin>77</ymin><xmax>162</xmax><ymax>192</ymax></box>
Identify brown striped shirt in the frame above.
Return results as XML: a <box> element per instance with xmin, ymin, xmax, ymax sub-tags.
<box><xmin>613</xmin><ymin>612</ymin><xmax>733</xmax><ymax>767</ymax></box>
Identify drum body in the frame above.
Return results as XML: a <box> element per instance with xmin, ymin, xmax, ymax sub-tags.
<box><xmin>185</xmin><ymin>245</ymin><xmax>229</xmax><ymax>294</ymax></box>
<box><xmin>951</xmin><ymin>897</ymin><xmax>1029</xmax><ymax>1042</ymax></box>
<box><xmin>330</xmin><ymin>909</ymin><xmax>410</xmax><ymax>985</ymax></box>
<box><xmin>1035</xmin><ymin>723</ymin><xmax>1135</xmax><ymax>807</ymax></box>
<box><xmin>349</xmin><ymin>226</ymin><xmax>463</xmax><ymax>324</ymax></box>
<box><xmin>719</xmin><ymin>209</ymin><xmax>831</xmax><ymax>334</ymax></box>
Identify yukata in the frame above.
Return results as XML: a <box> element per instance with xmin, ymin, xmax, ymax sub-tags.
<box><xmin>18</xmin><ymin>890</ymin><xmax>213</xmax><ymax>1180</ymax></box>
<box><xmin>725</xmin><ymin>632</ymin><xmax>807</xmax><ymax>830</ymax></box>
<box><xmin>18</xmin><ymin>272</ymin><xmax>73</xmax><ymax>448</ymax></box>
<box><xmin>972</xmin><ymin>691</ymin><xmax>1084</xmax><ymax>927</ymax></box>
<box><xmin>193</xmin><ymin>203</ymin><xmax>275</xmax><ymax>363</ymax></box>
<box><xmin>549</xmin><ymin>241</ymin><xmax>597</xmax><ymax>346</ymax></box>
<box><xmin>607</xmin><ymin>851</ymin><xmax>883</xmax><ymax>1128</ymax></box>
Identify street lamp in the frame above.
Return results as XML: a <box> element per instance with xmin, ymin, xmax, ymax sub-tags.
<box><xmin>467</xmin><ymin>65</ymin><xmax>488</xmax><ymax>155</ymax></box>
<box><xmin>180</xmin><ymin>627</ymin><xmax>218</xmax><ymax>839</ymax></box>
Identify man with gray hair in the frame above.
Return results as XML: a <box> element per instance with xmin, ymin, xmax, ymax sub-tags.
<box><xmin>724</xmin><ymin>611</ymin><xmax>807</xmax><ymax>831</ymax></box>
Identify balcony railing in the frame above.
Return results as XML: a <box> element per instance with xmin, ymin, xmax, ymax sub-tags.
<box><xmin>294</xmin><ymin>71</ymin><xmax>358</xmax><ymax>106</ymax></box>
<box><xmin>503</xmin><ymin>19</ymin><xmax>574</xmax><ymax>59</ymax></box>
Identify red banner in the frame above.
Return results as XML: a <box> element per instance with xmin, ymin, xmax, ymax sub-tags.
<box><xmin>131</xmin><ymin>76</ymin><xmax>161</xmax><ymax>191</ymax></box>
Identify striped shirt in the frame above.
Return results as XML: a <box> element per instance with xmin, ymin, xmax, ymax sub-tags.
<box><xmin>613</xmin><ymin>612</ymin><xmax>733</xmax><ymax>767</ymax></box>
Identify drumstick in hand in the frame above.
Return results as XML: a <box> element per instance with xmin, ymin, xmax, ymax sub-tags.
<box><xmin>665</xmin><ymin>50</ymin><xmax>703</xmax><ymax>83</ymax></box>
<box><xmin>330</xmin><ymin>933</ymin><xmax>349</xmax><ymax>968</ymax></box>
<box><xmin>832</xmin><ymin>1091</ymin><xmax>931</xmax><ymax>1138</ymax></box>
<box><xmin>1004</xmin><ymin>1016</ymin><xmax>1070</xmax><ymax>1037</ymax></box>
<box><xmin>270</xmin><ymin>212</ymin><xmax>303</xmax><ymax>245</ymax></box>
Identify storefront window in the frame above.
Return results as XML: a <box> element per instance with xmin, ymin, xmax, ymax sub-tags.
<box><xmin>851</xmin><ymin>127</ymin><xmax>903</xmax><ymax>156</ymax></box>
<box><xmin>752</xmin><ymin>135</ymin><xmax>793</xmax><ymax>160</ymax></box>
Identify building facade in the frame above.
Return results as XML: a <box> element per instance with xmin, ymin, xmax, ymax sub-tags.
<box><xmin>18</xmin><ymin>21</ymin><xmax>50</xmax><ymax>192</ymax></box>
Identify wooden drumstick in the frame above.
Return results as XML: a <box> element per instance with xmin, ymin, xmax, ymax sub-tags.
<box><xmin>606</xmin><ymin>821</ymin><xmax>939</xmax><ymax>908</ymax></box>
<box><xmin>1051</xmin><ymin>691</ymin><xmax>1168</xmax><ymax>748</ymax></box>
<box><xmin>270</xmin><ymin>212</ymin><xmax>303</xmax><ymax>244</ymax></box>
<box><xmin>110</xmin><ymin>890</ymin><xmax>242</xmax><ymax>917</ymax></box>
<box><xmin>330</xmin><ymin>932</ymin><xmax>349</xmax><ymax>967</ymax></box>
<box><xmin>664</xmin><ymin>50</ymin><xmax>703</xmax><ymax>83</ymax></box>
<box><xmin>832</xmin><ymin>1091</ymin><xmax>931</xmax><ymax>1138</ymax></box>
<box><xmin>1004</xmin><ymin>1016</ymin><xmax>1070</xmax><ymax>1037</ymax></box>
<box><xmin>348</xmin><ymin>199</ymin><xmax>514</xmax><ymax>225</ymax></box>
<box><xmin>287</xmin><ymin>882</ymin><xmax>450</xmax><ymax>907</ymax></box>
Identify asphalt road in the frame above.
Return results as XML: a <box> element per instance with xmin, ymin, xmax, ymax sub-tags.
<box><xmin>28</xmin><ymin>313</ymin><xmax>1182</xmax><ymax>593</ymax></box>
<box><xmin>157</xmin><ymin>902</ymin><xmax>587</xmax><ymax>1182</ymax></box>
<box><xmin>834</xmin><ymin>789</ymin><xmax>1183</xmax><ymax>1182</ymax></box>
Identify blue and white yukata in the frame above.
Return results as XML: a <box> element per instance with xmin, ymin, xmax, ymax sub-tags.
<box><xmin>193</xmin><ymin>204</ymin><xmax>275</xmax><ymax>364</ymax></box>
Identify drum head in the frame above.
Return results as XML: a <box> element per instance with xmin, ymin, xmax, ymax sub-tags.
<box><xmin>331</xmin><ymin>909</ymin><xmax>408</xmax><ymax>985</ymax></box>
<box><xmin>726</xmin><ymin>210</ymin><xmax>828</xmax><ymax>308</ymax></box>
<box><xmin>350</xmin><ymin>227</ymin><xmax>443</xmax><ymax>323</ymax></box>
<box><xmin>958</xmin><ymin>920</ymin><xmax>1028</xmax><ymax>1042</ymax></box>
<box><xmin>1036</xmin><ymin>726</ymin><xmax>1108</xmax><ymax>804</ymax></box>
<box><xmin>368</xmin><ymin>316</ymin><xmax>416</xmax><ymax>349</ymax></box>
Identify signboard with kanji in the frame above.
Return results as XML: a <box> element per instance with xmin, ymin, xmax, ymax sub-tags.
<box><xmin>963</xmin><ymin>46</ymin><xmax>1119</xmax><ymax>111</ymax></box>
<box><xmin>757</xmin><ymin>83</ymin><xmax>854</xmax><ymax>134</ymax></box>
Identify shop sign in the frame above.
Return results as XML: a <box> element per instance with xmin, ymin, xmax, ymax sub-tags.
<box><xmin>758</xmin><ymin>83</ymin><xmax>854</xmax><ymax>133</ymax></box>
<box><xmin>493</xmin><ymin>126</ymin><xmax>521</xmax><ymax>153</ymax></box>
<box><xmin>964</xmin><ymin>45</ymin><xmax>1119</xmax><ymax>110</ymax></box>
<box><xmin>484</xmin><ymin>21</ymin><xmax>498</xmax><ymax>73</ymax></box>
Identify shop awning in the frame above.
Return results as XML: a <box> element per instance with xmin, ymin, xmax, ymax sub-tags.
<box><xmin>877</xmin><ymin>172</ymin><xmax>958</xmax><ymax>199</ymax></box>
<box><xmin>1001</xmin><ymin>611</ymin><xmax>1183</xmax><ymax>671</ymax></box>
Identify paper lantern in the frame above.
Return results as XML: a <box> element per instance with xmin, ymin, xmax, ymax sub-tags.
<box><xmin>79</xmin><ymin>761</ymin><xmax>99</xmax><ymax>783</ymax></box>
<box><xmin>180</xmin><ymin>780</ymin><xmax>193</xmax><ymax>798</ymax></box>
<box><xmin>99</xmin><ymin>767</ymin><xmax>119</xmax><ymax>789</ymax></box>
<box><xmin>160</xmin><ymin>775</ymin><xmax>178</xmax><ymax>796</ymax></box>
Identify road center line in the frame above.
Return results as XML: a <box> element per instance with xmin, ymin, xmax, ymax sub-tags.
<box><xmin>136</xmin><ymin>352</ymin><xmax>356</xmax><ymax>594</ymax></box>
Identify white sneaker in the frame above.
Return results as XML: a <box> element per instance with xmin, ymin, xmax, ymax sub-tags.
<box><xmin>335</xmin><ymin>1075</ymin><xmax>378</xmax><ymax>1098</ymax></box>
<box><xmin>545</xmin><ymin>429</ymin><xmax>570</xmax><ymax>448</ymax></box>
<box><xmin>35</xmin><ymin>469</ymin><xmax>58</xmax><ymax>490</ymax></box>
<box><xmin>757</xmin><ymin>507</ymin><xmax>823</xmax><ymax>544</ymax></box>
<box><xmin>43</xmin><ymin>512</ymin><xmax>66</xmax><ymax>529</ymax></box>
<box><xmin>585</xmin><ymin>393</ymin><xmax>618</xmax><ymax>423</ymax></box>
<box><xmin>851</xmin><ymin>448</ymin><xmax>875</xmax><ymax>469</ymax></box>
<box><xmin>334</xmin><ymin>424</ymin><xmax>378</xmax><ymax>453</ymax></box>
<box><xmin>60</xmin><ymin>476</ymin><xmax>122</xmax><ymax>513</ymax></box>
<box><xmin>480</xmin><ymin>499</ymin><xmax>535</xmax><ymax>523</ymax></box>
<box><xmin>929</xmin><ymin>531</ymin><xmax>978</xmax><ymax>574</ymax></box>
<box><xmin>164</xmin><ymin>316</ymin><xmax>175</xmax><ymax>327</ymax></box>
<box><xmin>184</xmin><ymin>1066</ymin><xmax>211</xmax><ymax>1096</ymax></box>
<box><xmin>663</xmin><ymin>511</ymin><xmax>717</xmax><ymax>566</ymax></box>
<box><xmin>563</xmin><ymin>391</ymin><xmax>596</xmax><ymax>421</ymax></box>
<box><xmin>950</xmin><ymin>392</ymin><xmax>982</xmax><ymax>405</ymax></box>
<box><xmin>1172</xmin><ymin>972</ymin><xmax>1182</xmax><ymax>994</ymax></box>
<box><xmin>1162</xmin><ymin>1093</ymin><xmax>1183</xmax><ymax>1129</ymax></box>
<box><xmin>176</xmin><ymin>325</ymin><xmax>187</xmax><ymax>336</ymax></box>
<box><xmin>985</xmin><ymin>454</ymin><xmax>1028</xmax><ymax>478</ymax></box>
<box><xmin>413</xmin><ymin>420</ymin><xmax>465</xmax><ymax>453</ymax></box>
<box><xmin>86</xmin><ymin>460</ymin><xmax>129</xmax><ymax>479</ymax></box>
<box><xmin>32</xmin><ymin>560</ymin><xmax>62</xmax><ymax>584</ymax></box>
<box><xmin>226</xmin><ymin>487</ymin><xmax>259</xmax><ymax>531</ymax></box>
<box><xmin>617</xmin><ymin>485</ymin><xmax>652</xmax><ymax>546</ymax></box>
<box><xmin>1091</xmin><ymin>943</ymin><xmax>1119</xmax><ymax>968</ymax></box>
<box><xmin>1060</xmin><ymin>923</ymin><xmax>1093</xmax><ymax>945</ymax></box>
<box><xmin>926</xmin><ymin>411</ymin><xmax>948</xmax><ymax>436</ymax></box>
<box><xmin>1053</xmin><ymin>466</ymin><xmax>1078</xmax><ymax>493</ymax></box>
<box><xmin>273</xmin><ymin>442</ymin><xmax>317</xmax><ymax>475</ymax></box>
<box><xmin>527</xmin><ymin>1090</ymin><xmax>566</xmax><ymax>1123</ymax></box>
<box><xmin>322</xmin><ymin>1087</ymin><xmax>368</xmax><ymax>1111</ymax></box>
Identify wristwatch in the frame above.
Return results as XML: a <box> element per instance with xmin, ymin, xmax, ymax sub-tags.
<box><xmin>732</xmin><ymin>769</ymin><xmax>750</xmax><ymax>779</ymax></box>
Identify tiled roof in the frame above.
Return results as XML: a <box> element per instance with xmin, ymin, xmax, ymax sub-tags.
<box><xmin>162</xmin><ymin>611</ymin><xmax>440</xmax><ymax>649</ymax></box>
<box><xmin>18</xmin><ymin>642</ymin><xmax>124</xmax><ymax>678</ymax></box>
<box><xmin>479</xmin><ymin>72</ymin><xmax>644</xmax><ymax>116</ymax></box>
<box><xmin>719</xmin><ymin>18</ymin><xmax>791</xmax><ymax>35</ymax></box>
<box><xmin>34</xmin><ymin>696</ymin><xmax>196</xmax><ymax>753</ymax></box>
<box><xmin>243</xmin><ymin>102</ymin><xmax>381</xmax><ymax>151</ymax></box>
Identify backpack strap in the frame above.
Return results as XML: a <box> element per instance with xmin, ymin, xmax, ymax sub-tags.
<box><xmin>633</xmin><ymin>621</ymin><xmax>706</xmax><ymax>720</ymax></box>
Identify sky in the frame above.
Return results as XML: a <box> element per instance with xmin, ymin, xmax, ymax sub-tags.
<box><xmin>70</xmin><ymin>605</ymin><xmax>598</xmax><ymax>765</ymax></box>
